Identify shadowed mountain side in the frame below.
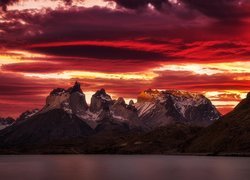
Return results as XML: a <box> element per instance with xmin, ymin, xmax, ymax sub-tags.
<box><xmin>0</xmin><ymin>117</ymin><xmax>15</xmax><ymax>130</ymax></box>
<box><xmin>185</xmin><ymin>93</ymin><xmax>250</xmax><ymax>154</ymax></box>
<box><xmin>0</xmin><ymin>124</ymin><xmax>202</xmax><ymax>154</ymax></box>
<box><xmin>0</xmin><ymin>109</ymin><xmax>94</xmax><ymax>148</ymax></box>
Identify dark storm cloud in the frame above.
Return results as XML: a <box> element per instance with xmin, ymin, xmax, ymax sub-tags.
<box><xmin>0</xmin><ymin>6</ymin><xmax>213</xmax><ymax>53</ymax></box>
<box><xmin>1</xmin><ymin>6</ymin><xmax>244</xmax><ymax>51</ymax></box>
<box><xmin>27</xmin><ymin>45</ymin><xmax>166</xmax><ymax>60</ymax></box>
<box><xmin>1</xmin><ymin>0</ymin><xmax>250</xmax><ymax>22</ymax></box>
<box><xmin>107</xmin><ymin>0</ymin><xmax>171</xmax><ymax>10</ymax></box>
<box><xmin>2</xmin><ymin>59</ymin><xmax>161</xmax><ymax>73</ymax></box>
<box><xmin>106</xmin><ymin>0</ymin><xmax>250</xmax><ymax>21</ymax></box>
<box><xmin>0</xmin><ymin>7</ymin><xmax>177</xmax><ymax>47</ymax></box>
<box><xmin>181</xmin><ymin>0</ymin><xmax>250</xmax><ymax>20</ymax></box>
<box><xmin>0</xmin><ymin>0</ymin><xmax>18</xmax><ymax>11</ymax></box>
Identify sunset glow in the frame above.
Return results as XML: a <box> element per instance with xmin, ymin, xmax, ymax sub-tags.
<box><xmin>0</xmin><ymin>0</ymin><xmax>250</xmax><ymax>117</ymax></box>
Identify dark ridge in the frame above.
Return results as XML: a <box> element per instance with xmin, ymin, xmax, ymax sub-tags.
<box><xmin>50</xmin><ymin>88</ymin><xmax>65</xmax><ymax>95</ymax></box>
<box><xmin>0</xmin><ymin>109</ymin><xmax>94</xmax><ymax>147</ymax></box>
<box><xmin>93</xmin><ymin>88</ymin><xmax>108</xmax><ymax>97</ymax></box>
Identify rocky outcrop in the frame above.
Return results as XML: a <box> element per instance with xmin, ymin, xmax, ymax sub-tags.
<box><xmin>41</xmin><ymin>81</ymin><xmax>88</xmax><ymax>114</ymax></box>
<box><xmin>15</xmin><ymin>109</ymin><xmax>39</xmax><ymax>124</ymax></box>
<box><xmin>89</xmin><ymin>88</ymin><xmax>113</xmax><ymax>113</ymax></box>
<box><xmin>0</xmin><ymin>117</ymin><xmax>15</xmax><ymax>130</ymax></box>
<box><xmin>109</xmin><ymin>97</ymin><xmax>139</xmax><ymax>129</ymax></box>
<box><xmin>134</xmin><ymin>89</ymin><xmax>220</xmax><ymax>130</ymax></box>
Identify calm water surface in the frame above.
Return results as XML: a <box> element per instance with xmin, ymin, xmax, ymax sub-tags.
<box><xmin>0</xmin><ymin>155</ymin><xmax>250</xmax><ymax>180</ymax></box>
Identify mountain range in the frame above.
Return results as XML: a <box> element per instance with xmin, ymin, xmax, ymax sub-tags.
<box><xmin>0</xmin><ymin>82</ymin><xmax>249</xmax><ymax>155</ymax></box>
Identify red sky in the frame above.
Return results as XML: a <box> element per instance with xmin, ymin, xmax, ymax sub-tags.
<box><xmin>0</xmin><ymin>0</ymin><xmax>250</xmax><ymax>117</ymax></box>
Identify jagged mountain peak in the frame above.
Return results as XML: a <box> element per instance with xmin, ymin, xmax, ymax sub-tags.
<box><xmin>247</xmin><ymin>92</ymin><xmax>250</xmax><ymax>99</ymax></box>
<box><xmin>3</xmin><ymin>83</ymin><xmax>221</xmax><ymax>133</ymax></box>
<box><xmin>41</xmin><ymin>82</ymin><xmax>88</xmax><ymax>114</ymax></box>
<box><xmin>137</xmin><ymin>89</ymin><xmax>161</xmax><ymax>102</ymax></box>
<box><xmin>89</xmin><ymin>88</ymin><xmax>112</xmax><ymax>113</ymax></box>
<box><xmin>115</xmin><ymin>97</ymin><xmax>126</xmax><ymax>105</ymax></box>
<box><xmin>234</xmin><ymin>92</ymin><xmax>250</xmax><ymax>111</ymax></box>
<box><xmin>0</xmin><ymin>82</ymin><xmax>224</xmax><ymax>151</ymax></box>
<box><xmin>163</xmin><ymin>90</ymin><xmax>204</xmax><ymax>99</ymax></box>
<box><xmin>50</xmin><ymin>81</ymin><xmax>83</xmax><ymax>96</ymax></box>
<box><xmin>138</xmin><ymin>89</ymin><xmax>207</xmax><ymax>103</ymax></box>
<box><xmin>67</xmin><ymin>81</ymin><xmax>83</xmax><ymax>94</ymax></box>
<box><xmin>134</xmin><ymin>89</ymin><xmax>220</xmax><ymax>129</ymax></box>
<box><xmin>93</xmin><ymin>88</ymin><xmax>112</xmax><ymax>101</ymax></box>
<box><xmin>129</xmin><ymin>100</ymin><xmax>135</xmax><ymax>105</ymax></box>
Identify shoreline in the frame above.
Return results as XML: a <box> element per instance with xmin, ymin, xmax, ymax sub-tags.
<box><xmin>1</xmin><ymin>152</ymin><xmax>250</xmax><ymax>157</ymax></box>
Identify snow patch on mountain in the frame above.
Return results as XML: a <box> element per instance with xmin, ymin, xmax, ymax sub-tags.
<box><xmin>134</xmin><ymin>102</ymin><xmax>156</xmax><ymax>117</ymax></box>
<box><xmin>110</xmin><ymin>111</ymin><xmax>128</xmax><ymax>122</ymax></box>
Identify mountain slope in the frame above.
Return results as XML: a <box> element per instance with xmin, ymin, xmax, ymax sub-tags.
<box><xmin>0</xmin><ymin>117</ymin><xmax>14</xmax><ymax>130</ymax></box>
<box><xmin>186</xmin><ymin>93</ymin><xmax>250</xmax><ymax>154</ymax></box>
<box><xmin>0</xmin><ymin>109</ymin><xmax>94</xmax><ymax>147</ymax></box>
<box><xmin>110</xmin><ymin>124</ymin><xmax>203</xmax><ymax>154</ymax></box>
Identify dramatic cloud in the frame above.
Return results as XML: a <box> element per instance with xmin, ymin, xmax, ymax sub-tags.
<box><xmin>0</xmin><ymin>0</ymin><xmax>78</xmax><ymax>11</ymax></box>
<box><xmin>0</xmin><ymin>1</ymin><xmax>250</xmax><ymax>117</ymax></box>
<box><xmin>0</xmin><ymin>0</ymin><xmax>19</xmax><ymax>11</ymax></box>
<box><xmin>108</xmin><ymin>0</ymin><xmax>250</xmax><ymax>21</ymax></box>
<box><xmin>181</xmin><ymin>0</ymin><xmax>250</xmax><ymax>20</ymax></box>
<box><xmin>107</xmin><ymin>0</ymin><xmax>171</xmax><ymax>10</ymax></box>
<box><xmin>27</xmin><ymin>45</ymin><xmax>166</xmax><ymax>60</ymax></box>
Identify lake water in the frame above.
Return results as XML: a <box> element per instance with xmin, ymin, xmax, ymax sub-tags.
<box><xmin>0</xmin><ymin>155</ymin><xmax>250</xmax><ymax>180</ymax></box>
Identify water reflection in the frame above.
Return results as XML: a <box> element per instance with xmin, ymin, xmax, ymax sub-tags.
<box><xmin>0</xmin><ymin>155</ymin><xmax>250</xmax><ymax>180</ymax></box>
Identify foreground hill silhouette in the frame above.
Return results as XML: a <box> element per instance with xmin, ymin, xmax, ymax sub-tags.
<box><xmin>185</xmin><ymin>93</ymin><xmax>250</xmax><ymax>154</ymax></box>
<box><xmin>0</xmin><ymin>82</ymin><xmax>249</xmax><ymax>155</ymax></box>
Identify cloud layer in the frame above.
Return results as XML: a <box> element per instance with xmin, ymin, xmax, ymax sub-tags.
<box><xmin>0</xmin><ymin>1</ymin><xmax>250</xmax><ymax>117</ymax></box>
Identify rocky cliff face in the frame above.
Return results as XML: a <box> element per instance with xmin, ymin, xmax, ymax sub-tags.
<box><xmin>89</xmin><ymin>88</ymin><xmax>113</xmax><ymax>113</ymax></box>
<box><xmin>15</xmin><ymin>109</ymin><xmax>39</xmax><ymax>124</ymax></box>
<box><xmin>134</xmin><ymin>89</ymin><xmax>220</xmax><ymax>130</ymax></box>
<box><xmin>41</xmin><ymin>81</ymin><xmax>88</xmax><ymax>114</ymax></box>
